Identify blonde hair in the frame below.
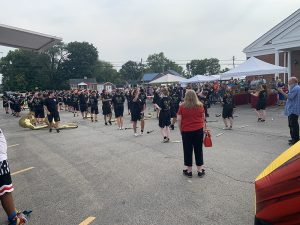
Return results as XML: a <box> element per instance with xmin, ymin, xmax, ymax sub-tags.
<box><xmin>183</xmin><ymin>90</ymin><xmax>203</xmax><ymax>109</ymax></box>
<box><xmin>161</xmin><ymin>87</ymin><xmax>169</xmax><ymax>96</ymax></box>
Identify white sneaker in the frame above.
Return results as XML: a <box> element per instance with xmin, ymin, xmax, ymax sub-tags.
<box><xmin>134</xmin><ymin>133</ymin><xmax>138</xmax><ymax>137</ymax></box>
<box><xmin>140</xmin><ymin>132</ymin><xmax>144</xmax><ymax>136</ymax></box>
<box><xmin>119</xmin><ymin>127</ymin><xmax>122</xmax><ymax>130</ymax></box>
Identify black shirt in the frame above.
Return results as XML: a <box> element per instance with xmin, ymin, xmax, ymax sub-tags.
<box><xmin>223</xmin><ymin>93</ymin><xmax>234</xmax><ymax>107</ymax></box>
<box><xmin>258</xmin><ymin>90</ymin><xmax>267</xmax><ymax>103</ymax></box>
<box><xmin>171</xmin><ymin>93</ymin><xmax>181</xmax><ymax>107</ymax></box>
<box><xmin>32</xmin><ymin>98</ymin><xmax>44</xmax><ymax>110</ymax></box>
<box><xmin>79</xmin><ymin>93</ymin><xmax>87</xmax><ymax>105</ymax></box>
<box><xmin>158</xmin><ymin>96</ymin><xmax>171</xmax><ymax>111</ymax></box>
<box><xmin>89</xmin><ymin>96</ymin><xmax>98</xmax><ymax>107</ymax></box>
<box><xmin>139</xmin><ymin>92</ymin><xmax>147</xmax><ymax>106</ymax></box>
<box><xmin>44</xmin><ymin>97</ymin><xmax>58</xmax><ymax>112</ymax></box>
<box><xmin>72</xmin><ymin>94</ymin><xmax>79</xmax><ymax>104</ymax></box>
<box><xmin>112</xmin><ymin>94</ymin><xmax>125</xmax><ymax>107</ymax></box>
<box><xmin>101</xmin><ymin>93</ymin><xmax>112</xmax><ymax>106</ymax></box>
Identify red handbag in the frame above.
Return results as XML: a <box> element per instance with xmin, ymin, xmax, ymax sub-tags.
<box><xmin>203</xmin><ymin>125</ymin><xmax>212</xmax><ymax>147</ymax></box>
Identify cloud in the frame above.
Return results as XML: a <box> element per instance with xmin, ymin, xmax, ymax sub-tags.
<box><xmin>0</xmin><ymin>0</ymin><xmax>299</xmax><ymax>68</ymax></box>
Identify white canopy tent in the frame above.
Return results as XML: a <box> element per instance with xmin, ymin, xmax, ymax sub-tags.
<box><xmin>0</xmin><ymin>23</ymin><xmax>62</xmax><ymax>51</ymax></box>
<box><xmin>181</xmin><ymin>75</ymin><xmax>219</xmax><ymax>84</ymax></box>
<box><xmin>78</xmin><ymin>82</ymin><xmax>87</xmax><ymax>86</ymax></box>
<box><xmin>212</xmin><ymin>74</ymin><xmax>246</xmax><ymax>81</ymax></box>
<box><xmin>150</xmin><ymin>74</ymin><xmax>187</xmax><ymax>84</ymax></box>
<box><xmin>221</xmin><ymin>57</ymin><xmax>287</xmax><ymax>79</ymax></box>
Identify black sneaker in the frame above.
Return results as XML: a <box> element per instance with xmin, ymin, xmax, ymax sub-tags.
<box><xmin>49</xmin><ymin>128</ymin><xmax>52</xmax><ymax>133</ymax></box>
<box><xmin>105</xmin><ymin>122</ymin><xmax>108</xmax><ymax>126</ymax></box>
<box><xmin>56</xmin><ymin>129</ymin><xmax>60</xmax><ymax>133</ymax></box>
<box><xmin>109</xmin><ymin>121</ymin><xmax>112</xmax><ymax>125</ymax></box>
<box><xmin>197</xmin><ymin>169</ymin><xmax>205</xmax><ymax>178</ymax></box>
<box><xmin>170</xmin><ymin>124</ymin><xmax>175</xmax><ymax>130</ymax></box>
<box><xmin>183</xmin><ymin>169</ymin><xmax>192</xmax><ymax>178</ymax></box>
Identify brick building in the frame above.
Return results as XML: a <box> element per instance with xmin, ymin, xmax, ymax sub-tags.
<box><xmin>243</xmin><ymin>9</ymin><xmax>300</xmax><ymax>83</ymax></box>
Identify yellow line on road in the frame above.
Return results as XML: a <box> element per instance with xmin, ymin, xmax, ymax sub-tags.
<box><xmin>8</xmin><ymin>144</ymin><xmax>19</xmax><ymax>148</ymax></box>
<box><xmin>79</xmin><ymin>217</ymin><xmax>96</xmax><ymax>225</ymax></box>
<box><xmin>11</xmin><ymin>167</ymin><xmax>34</xmax><ymax>176</ymax></box>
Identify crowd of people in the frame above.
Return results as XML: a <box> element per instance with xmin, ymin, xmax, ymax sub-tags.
<box><xmin>1</xmin><ymin>76</ymin><xmax>298</xmax><ymax>143</ymax></box>
<box><xmin>1</xmin><ymin>76</ymin><xmax>300</xmax><ymax>225</ymax></box>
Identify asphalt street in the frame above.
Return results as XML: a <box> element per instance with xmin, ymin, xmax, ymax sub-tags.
<box><xmin>0</xmin><ymin>103</ymin><xmax>291</xmax><ymax>225</ymax></box>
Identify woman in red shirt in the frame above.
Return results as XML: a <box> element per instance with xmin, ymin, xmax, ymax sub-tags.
<box><xmin>177</xmin><ymin>90</ymin><xmax>206</xmax><ymax>178</ymax></box>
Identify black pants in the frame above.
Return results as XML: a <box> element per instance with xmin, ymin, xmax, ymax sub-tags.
<box><xmin>182</xmin><ymin>129</ymin><xmax>204</xmax><ymax>166</ymax></box>
<box><xmin>288</xmin><ymin>114</ymin><xmax>299</xmax><ymax>141</ymax></box>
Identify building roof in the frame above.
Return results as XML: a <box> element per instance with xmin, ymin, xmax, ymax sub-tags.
<box><xmin>141</xmin><ymin>70</ymin><xmax>183</xmax><ymax>82</ymax></box>
<box><xmin>165</xmin><ymin>69</ymin><xmax>182</xmax><ymax>77</ymax></box>
<box><xmin>69</xmin><ymin>78</ymin><xmax>97</xmax><ymax>85</ymax></box>
<box><xmin>141</xmin><ymin>73</ymin><xmax>160</xmax><ymax>82</ymax></box>
<box><xmin>243</xmin><ymin>9</ymin><xmax>300</xmax><ymax>57</ymax></box>
<box><xmin>0</xmin><ymin>24</ymin><xmax>62</xmax><ymax>51</ymax></box>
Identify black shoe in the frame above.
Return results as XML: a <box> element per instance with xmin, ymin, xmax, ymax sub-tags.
<box><xmin>257</xmin><ymin>118</ymin><xmax>262</xmax><ymax>122</ymax></box>
<box><xmin>170</xmin><ymin>124</ymin><xmax>175</xmax><ymax>130</ymax></box>
<box><xmin>260</xmin><ymin>119</ymin><xmax>265</xmax><ymax>122</ymax></box>
<box><xmin>105</xmin><ymin>122</ymin><xmax>108</xmax><ymax>126</ymax></box>
<box><xmin>56</xmin><ymin>129</ymin><xmax>60</xmax><ymax>133</ymax></box>
<box><xmin>109</xmin><ymin>121</ymin><xmax>112</xmax><ymax>125</ymax></box>
<box><xmin>197</xmin><ymin>169</ymin><xmax>205</xmax><ymax>178</ymax></box>
<box><xmin>289</xmin><ymin>140</ymin><xmax>298</xmax><ymax>146</ymax></box>
<box><xmin>183</xmin><ymin>169</ymin><xmax>192</xmax><ymax>178</ymax></box>
<box><xmin>49</xmin><ymin>128</ymin><xmax>52</xmax><ymax>133</ymax></box>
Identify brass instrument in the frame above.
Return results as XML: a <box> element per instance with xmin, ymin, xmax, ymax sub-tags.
<box><xmin>19</xmin><ymin>112</ymin><xmax>78</xmax><ymax>130</ymax></box>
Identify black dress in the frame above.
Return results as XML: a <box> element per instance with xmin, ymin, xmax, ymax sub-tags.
<box><xmin>222</xmin><ymin>93</ymin><xmax>234</xmax><ymax>119</ymax></box>
<box><xmin>158</xmin><ymin>96</ymin><xmax>172</xmax><ymax>128</ymax></box>
<box><xmin>256</xmin><ymin>90</ymin><xmax>267</xmax><ymax>110</ymax></box>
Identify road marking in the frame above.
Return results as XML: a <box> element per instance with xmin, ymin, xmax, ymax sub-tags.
<box><xmin>8</xmin><ymin>144</ymin><xmax>19</xmax><ymax>148</ymax></box>
<box><xmin>239</xmin><ymin>125</ymin><xmax>249</xmax><ymax>128</ymax></box>
<box><xmin>11</xmin><ymin>167</ymin><xmax>34</xmax><ymax>176</ymax></box>
<box><xmin>216</xmin><ymin>133</ymin><xmax>224</xmax><ymax>137</ymax></box>
<box><xmin>79</xmin><ymin>217</ymin><xmax>96</xmax><ymax>225</ymax></box>
<box><xmin>172</xmin><ymin>140</ymin><xmax>182</xmax><ymax>143</ymax></box>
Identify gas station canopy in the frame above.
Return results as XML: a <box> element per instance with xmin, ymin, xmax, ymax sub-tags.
<box><xmin>0</xmin><ymin>23</ymin><xmax>62</xmax><ymax>51</ymax></box>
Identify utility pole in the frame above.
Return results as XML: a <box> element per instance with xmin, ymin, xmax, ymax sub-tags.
<box><xmin>232</xmin><ymin>56</ymin><xmax>235</xmax><ymax>68</ymax></box>
<box><xmin>141</xmin><ymin>58</ymin><xmax>144</xmax><ymax>87</ymax></box>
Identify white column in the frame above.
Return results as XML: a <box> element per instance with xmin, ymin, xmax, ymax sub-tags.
<box><xmin>288</xmin><ymin>51</ymin><xmax>292</xmax><ymax>79</ymax></box>
<box><xmin>283</xmin><ymin>52</ymin><xmax>286</xmax><ymax>83</ymax></box>
<box><xmin>275</xmin><ymin>50</ymin><xmax>280</xmax><ymax>78</ymax></box>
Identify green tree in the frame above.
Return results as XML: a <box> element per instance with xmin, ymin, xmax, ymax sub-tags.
<box><xmin>119</xmin><ymin>61</ymin><xmax>143</xmax><ymax>83</ymax></box>
<box><xmin>0</xmin><ymin>49</ymin><xmax>50</xmax><ymax>91</ymax></box>
<box><xmin>146</xmin><ymin>52</ymin><xmax>183</xmax><ymax>74</ymax></box>
<box><xmin>42</xmin><ymin>42</ymin><xmax>69</xmax><ymax>89</ymax></box>
<box><xmin>63</xmin><ymin>41</ymin><xmax>98</xmax><ymax>79</ymax></box>
<box><xmin>220</xmin><ymin>67</ymin><xmax>230</xmax><ymax>73</ymax></box>
<box><xmin>186</xmin><ymin>58</ymin><xmax>221</xmax><ymax>76</ymax></box>
<box><xmin>93</xmin><ymin>60</ymin><xmax>122</xmax><ymax>85</ymax></box>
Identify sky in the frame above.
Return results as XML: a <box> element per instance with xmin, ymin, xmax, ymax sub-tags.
<box><xmin>0</xmin><ymin>0</ymin><xmax>299</xmax><ymax>70</ymax></box>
